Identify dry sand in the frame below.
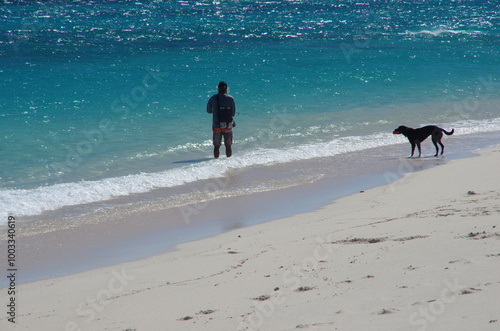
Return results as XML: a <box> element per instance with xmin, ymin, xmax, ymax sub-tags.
<box><xmin>2</xmin><ymin>146</ymin><xmax>500</xmax><ymax>331</ymax></box>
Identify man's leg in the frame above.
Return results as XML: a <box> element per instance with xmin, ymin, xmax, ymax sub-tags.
<box><xmin>213</xmin><ymin>130</ymin><xmax>222</xmax><ymax>158</ymax></box>
<box><xmin>223</xmin><ymin>130</ymin><xmax>233</xmax><ymax>157</ymax></box>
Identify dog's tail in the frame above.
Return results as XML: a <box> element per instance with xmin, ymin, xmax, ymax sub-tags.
<box><xmin>442</xmin><ymin>128</ymin><xmax>454</xmax><ymax>135</ymax></box>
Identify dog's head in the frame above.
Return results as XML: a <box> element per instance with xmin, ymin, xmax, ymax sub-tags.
<box><xmin>393</xmin><ymin>125</ymin><xmax>408</xmax><ymax>135</ymax></box>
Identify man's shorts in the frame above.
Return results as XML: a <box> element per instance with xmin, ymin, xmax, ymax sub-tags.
<box><xmin>212</xmin><ymin>129</ymin><xmax>233</xmax><ymax>147</ymax></box>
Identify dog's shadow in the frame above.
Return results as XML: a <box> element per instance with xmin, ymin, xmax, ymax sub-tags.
<box><xmin>418</xmin><ymin>155</ymin><xmax>442</xmax><ymax>159</ymax></box>
<box><xmin>408</xmin><ymin>155</ymin><xmax>445</xmax><ymax>160</ymax></box>
<box><xmin>379</xmin><ymin>155</ymin><xmax>443</xmax><ymax>161</ymax></box>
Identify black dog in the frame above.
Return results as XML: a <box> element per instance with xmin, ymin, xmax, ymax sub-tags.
<box><xmin>393</xmin><ymin>125</ymin><xmax>454</xmax><ymax>157</ymax></box>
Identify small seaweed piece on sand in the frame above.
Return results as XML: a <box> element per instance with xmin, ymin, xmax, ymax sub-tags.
<box><xmin>198</xmin><ymin>309</ymin><xmax>216</xmax><ymax>315</ymax></box>
<box><xmin>295</xmin><ymin>286</ymin><xmax>315</xmax><ymax>292</ymax></box>
<box><xmin>253</xmin><ymin>294</ymin><xmax>270</xmax><ymax>301</ymax></box>
<box><xmin>378</xmin><ymin>308</ymin><xmax>394</xmax><ymax>315</ymax></box>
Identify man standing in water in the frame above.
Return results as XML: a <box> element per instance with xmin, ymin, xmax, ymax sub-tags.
<box><xmin>207</xmin><ymin>81</ymin><xmax>236</xmax><ymax>158</ymax></box>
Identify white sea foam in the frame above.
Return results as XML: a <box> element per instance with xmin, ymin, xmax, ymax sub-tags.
<box><xmin>404</xmin><ymin>28</ymin><xmax>482</xmax><ymax>37</ymax></box>
<box><xmin>1</xmin><ymin>118</ymin><xmax>500</xmax><ymax>221</ymax></box>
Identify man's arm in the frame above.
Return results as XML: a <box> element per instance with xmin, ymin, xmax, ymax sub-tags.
<box><xmin>207</xmin><ymin>95</ymin><xmax>214</xmax><ymax>114</ymax></box>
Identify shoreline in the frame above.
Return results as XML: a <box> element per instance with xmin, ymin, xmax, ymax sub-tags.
<box><xmin>1</xmin><ymin>145</ymin><xmax>499</xmax><ymax>330</ymax></box>
<box><xmin>2</xmin><ymin>131</ymin><xmax>500</xmax><ymax>286</ymax></box>
<box><xmin>1</xmin><ymin>141</ymin><xmax>481</xmax><ymax>286</ymax></box>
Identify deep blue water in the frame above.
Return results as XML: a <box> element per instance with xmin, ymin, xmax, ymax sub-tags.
<box><xmin>1</xmin><ymin>0</ymin><xmax>499</xmax><ymax>220</ymax></box>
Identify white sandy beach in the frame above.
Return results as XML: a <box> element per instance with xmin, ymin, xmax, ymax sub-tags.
<box><xmin>2</xmin><ymin>146</ymin><xmax>500</xmax><ymax>331</ymax></box>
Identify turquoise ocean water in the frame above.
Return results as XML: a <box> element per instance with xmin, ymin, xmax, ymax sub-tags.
<box><xmin>1</xmin><ymin>0</ymin><xmax>500</xmax><ymax>223</ymax></box>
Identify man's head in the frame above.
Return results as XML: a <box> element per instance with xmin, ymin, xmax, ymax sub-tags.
<box><xmin>217</xmin><ymin>81</ymin><xmax>228</xmax><ymax>94</ymax></box>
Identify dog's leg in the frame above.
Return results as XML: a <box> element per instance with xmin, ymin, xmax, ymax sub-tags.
<box><xmin>416</xmin><ymin>141</ymin><xmax>422</xmax><ymax>157</ymax></box>
<box><xmin>432</xmin><ymin>131</ymin><xmax>444</xmax><ymax>156</ymax></box>
<box><xmin>432</xmin><ymin>139</ymin><xmax>439</xmax><ymax>157</ymax></box>
<box><xmin>410</xmin><ymin>142</ymin><xmax>416</xmax><ymax>157</ymax></box>
<box><xmin>439</xmin><ymin>140</ymin><xmax>444</xmax><ymax>155</ymax></box>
